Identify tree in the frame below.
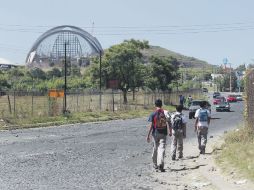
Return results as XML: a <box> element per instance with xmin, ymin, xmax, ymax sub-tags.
<box><xmin>0</xmin><ymin>74</ymin><xmax>11</xmax><ymax>90</ymax></box>
<box><xmin>46</xmin><ymin>68</ymin><xmax>62</xmax><ymax>79</ymax></box>
<box><xmin>220</xmin><ymin>73</ymin><xmax>237</xmax><ymax>91</ymax></box>
<box><xmin>248</xmin><ymin>64</ymin><xmax>254</xmax><ymax>69</ymax></box>
<box><xmin>236</xmin><ymin>64</ymin><xmax>246</xmax><ymax>71</ymax></box>
<box><xmin>70</xmin><ymin>65</ymin><xmax>81</xmax><ymax>77</ymax></box>
<box><xmin>8</xmin><ymin>67</ymin><xmax>25</xmax><ymax>78</ymax></box>
<box><xmin>147</xmin><ymin>56</ymin><xmax>180</xmax><ymax>91</ymax></box>
<box><xmin>29</xmin><ymin>68</ymin><xmax>46</xmax><ymax>80</ymax></box>
<box><xmin>91</xmin><ymin>39</ymin><xmax>149</xmax><ymax>103</ymax></box>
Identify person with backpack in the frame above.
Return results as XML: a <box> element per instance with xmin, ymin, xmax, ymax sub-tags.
<box><xmin>170</xmin><ymin>105</ymin><xmax>187</xmax><ymax>160</ymax></box>
<box><xmin>194</xmin><ymin>101</ymin><xmax>211</xmax><ymax>154</ymax></box>
<box><xmin>146</xmin><ymin>99</ymin><xmax>172</xmax><ymax>172</ymax></box>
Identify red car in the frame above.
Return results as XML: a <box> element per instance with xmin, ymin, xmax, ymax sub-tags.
<box><xmin>213</xmin><ymin>96</ymin><xmax>226</xmax><ymax>105</ymax></box>
<box><xmin>227</xmin><ymin>95</ymin><xmax>237</xmax><ymax>102</ymax></box>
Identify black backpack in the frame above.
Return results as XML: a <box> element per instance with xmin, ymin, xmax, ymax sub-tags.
<box><xmin>172</xmin><ymin>113</ymin><xmax>183</xmax><ymax>130</ymax></box>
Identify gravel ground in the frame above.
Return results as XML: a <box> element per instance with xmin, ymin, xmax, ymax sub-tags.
<box><xmin>0</xmin><ymin>100</ymin><xmax>251</xmax><ymax>190</ymax></box>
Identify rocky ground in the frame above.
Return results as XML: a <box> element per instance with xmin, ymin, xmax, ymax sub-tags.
<box><xmin>148</xmin><ymin>136</ymin><xmax>254</xmax><ymax>190</ymax></box>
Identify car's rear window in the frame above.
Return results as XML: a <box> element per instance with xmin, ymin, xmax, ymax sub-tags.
<box><xmin>191</xmin><ymin>101</ymin><xmax>201</xmax><ymax>106</ymax></box>
<box><xmin>191</xmin><ymin>101</ymin><xmax>210</xmax><ymax>106</ymax></box>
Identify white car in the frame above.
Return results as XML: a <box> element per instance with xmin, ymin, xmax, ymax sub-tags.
<box><xmin>236</xmin><ymin>95</ymin><xmax>243</xmax><ymax>101</ymax></box>
<box><xmin>189</xmin><ymin>100</ymin><xmax>211</xmax><ymax>119</ymax></box>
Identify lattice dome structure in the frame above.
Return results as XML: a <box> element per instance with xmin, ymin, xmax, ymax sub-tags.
<box><xmin>26</xmin><ymin>25</ymin><xmax>103</xmax><ymax>68</ymax></box>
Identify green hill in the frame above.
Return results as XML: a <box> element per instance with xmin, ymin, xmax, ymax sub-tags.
<box><xmin>142</xmin><ymin>46</ymin><xmax>212</xmax><ymax>68</ymax></box>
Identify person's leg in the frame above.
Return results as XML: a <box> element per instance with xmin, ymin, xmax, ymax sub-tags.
<box><xmin>171</xmin><ymin>133</ymin><xmax>177</xmax><ymax>160</ymax></box>
<box><xmin>157</xmin><ymin>134</ymin><xmax>166</xmax><ymax>171</ymax></box>
<box><xmin>200</xmin><ymin>128</ymin><xmax>208</xmax><ymax>154</ymax></box>
<box><xmin>197</xmin><ymin>129</ymin><xmax>202</xmax><ymax>153</ymax></box>
<box><xmin>177</xmin><ymin>132</ymin><xmax>184</xmax><ymax>158</ymax></box>
<box><xmin>152</xmin><ymin>135</ymin><xmax>159</xmax><ymax>168</ymax></box>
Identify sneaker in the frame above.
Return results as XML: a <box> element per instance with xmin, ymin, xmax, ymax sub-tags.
<box><xmin>159</xmin><ymin>165</ymin><xmax>165</xmax><ymax>172</ymax></box>
<box><xmin>172</xmin><ymin>156</ymin><xmax>176</xmax><ymax>161</ymax></box>
<box><xmin>178</xmin><ymin>155</ymin><xmax>183</xmax><ymax>159</ymax></box>
<box><xmin>153</xmin><ymin>164</ymin><xmax>158</xmax><ymax>169</ymax></box>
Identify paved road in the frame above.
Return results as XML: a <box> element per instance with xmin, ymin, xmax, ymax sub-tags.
<box><xmin>187</xmin><ymin>93</ymin><xmax>244</xmax><ymax>138</ymax></box>
<box><xmin>0</xmin><ymin>97</ymin><xmax>244</xmax><ymax>190</ymax></box>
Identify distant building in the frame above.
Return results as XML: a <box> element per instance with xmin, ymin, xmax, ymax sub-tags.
<box><xmin>211</xmin><ymin>73</ymin><xmax>223</xmax><ymax>80</ymax></box>
<box><xmin>0</xmin><ymin>58</ymin><xmax>18</xmax><ymax>70</ymax></box>
<box><xmin>26</xmin><ymin>25</ymin><xmax>103</xmax><ymax>68</ymax></box>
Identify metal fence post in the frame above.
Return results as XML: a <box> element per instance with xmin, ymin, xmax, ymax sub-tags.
<box><xmin>76</xmin><ymin>89</ymin><xmax>79</xmax><ymax>112</ymax></box>
<box><xmin>7</xmin><ymin>94</ymin><xmax>12</xmax><ymax>114</ymax></box>
<box><xmin>112</xmin><ymin>89</ymin><xmax>115</xmax><ymax>112</ymax></box>
<box><xmin>13</xmin><ymin>90</ymin><xmax>16</xmax><ymax>117</ymax></box>
<box><xmin>32</xmin><ymin>90</ymin><xmax>34</xmax><ymax>116</ymax></box>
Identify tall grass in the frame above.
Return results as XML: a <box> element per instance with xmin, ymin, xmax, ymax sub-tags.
<box><xmin>216</xmin><ymin>127</ymin><xmax>254</xmax><ymax>180</ymax></box>
<box><xmin>0</xmin><ymin>105</ymin><xmax>176</xmax><ymax>130</ymax></box>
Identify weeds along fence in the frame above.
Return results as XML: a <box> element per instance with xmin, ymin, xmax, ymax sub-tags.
<box><xmin>0</xmin><ymin>88</ymin><xmax>202</xmax><ymax>119</ymax></box>
<box><xmin>244</xmin><ymin>69</ymin><xmax>254</xmax><ymax>128</ymax></box>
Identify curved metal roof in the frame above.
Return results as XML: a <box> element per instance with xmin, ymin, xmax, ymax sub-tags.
<box><xmin>26</xmin><ymin>25</ymin><xmax>103</xmax><ymax>63</ymax></box>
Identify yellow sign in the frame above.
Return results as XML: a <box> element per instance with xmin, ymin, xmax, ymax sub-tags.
<box><xmin>48</xmin><ymin>89</ymin><xmax>64</xmax><ymax>98</ymax></box>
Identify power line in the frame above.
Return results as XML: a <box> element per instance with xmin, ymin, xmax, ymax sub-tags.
<box><xmin>1</xmin><ymin>21</ymin><xmax>254</xmax><ymax>57</ymax></box>
<box><xmin>1</xmin><ymin>21</ymin><xmax>254</xmax><ymax>34</ymax></box>
<box><xmin>0</xmin><ymin>21</ymin><xmax>254</xmax><ymax>28</ymax></box>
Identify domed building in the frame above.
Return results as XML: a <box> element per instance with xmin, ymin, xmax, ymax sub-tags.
<box><xmin>26</xmin><ymin>25</ymin><xmax>103</xmax><ymax>68</ymax></box>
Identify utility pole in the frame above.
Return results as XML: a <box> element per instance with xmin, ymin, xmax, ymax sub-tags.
<box><xmin>223</xmin><ymin>58</ymin><xmax>232</xmax><ymax>92</ymax></box>
<box><xmin>99</xmin><ymin>50</ymin><xmax>102</xmax><ymax>110</ymax></box>
<box><xmin>229</xmin><ymin>63</ymin><xmax>232</xmax><ymax>93</ymax></box>
<box><xmin>64</xmin><ymin>42</ymin><xmax>67</xmax><ymax>113</ymax></box>
<box><xmin>213</xmin><ymin>65</ymin><xmax>216</xmax><ymax>92</ymax></box>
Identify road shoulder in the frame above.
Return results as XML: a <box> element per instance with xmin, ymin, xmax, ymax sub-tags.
<box><xmin>149</xmin><ymin>136</ymin><xmax>254</xmax><ymax>190</ymax></box>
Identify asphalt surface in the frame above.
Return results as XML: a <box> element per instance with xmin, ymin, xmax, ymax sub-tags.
<box><xmin>0</xmin><ymin>93</ymin><xmax>244</xmax><ymax>190</ymax></box>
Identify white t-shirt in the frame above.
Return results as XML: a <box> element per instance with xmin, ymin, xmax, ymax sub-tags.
<box><xmin>164</xmin><ymin>110</ymin><xmax>170</xmax><ymax>118</ymax></box>
<box><xmin>194</xmin><ymin>108</ymin><xmax>211</xmax><ymax>127</ymax></box>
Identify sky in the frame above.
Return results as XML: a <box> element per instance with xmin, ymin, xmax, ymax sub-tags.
<box><xmin>0</xmin><ymin>0</ymin><xmax>254</xmax><ymax>68</ymax></box>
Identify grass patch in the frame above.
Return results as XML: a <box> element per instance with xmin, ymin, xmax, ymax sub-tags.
<box><xmin>215</xmin><ymin>126</ymin><xmax>254</xmax><ymax>180</ymax></box>
<box><xmin>0</xmin><ymin>105</ymin><xmax>176</xmax><ymax>130</ymax></box>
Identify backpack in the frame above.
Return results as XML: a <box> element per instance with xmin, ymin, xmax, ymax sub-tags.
<box><xmin>153</xmin><ymin>109</ymin><xmax>167</xmax><ymax>133</ymax></box>
<box><xmin>198</xmin><ymin>109</ymin><xmax>208</xmax><ymax>122</ymax></box>
<box><xmin>172</xmin><ymin>113</ymin><xmax>183</xmax><ymax>131</ymax></box>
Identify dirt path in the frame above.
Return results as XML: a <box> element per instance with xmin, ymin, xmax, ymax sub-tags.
<box><xmin>149</xmin><ymin>136</ymin><xmax>254</xmax><ymax>190</ymax></box>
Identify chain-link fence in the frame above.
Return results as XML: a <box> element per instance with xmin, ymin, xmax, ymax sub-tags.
<box><xmin>244</xmin><ymin>69</ymin><xmax>254</xmax><ymax>128</ymax></box>
<box><xmin>0</xmin><ymin>88</ymin><xmax>202</xmax><ymax>120</ymax></box>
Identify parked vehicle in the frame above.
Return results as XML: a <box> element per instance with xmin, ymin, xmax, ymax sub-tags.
<box><xmin>213</xmin><ymin>92</ymin><xmax>221</xmax><ymax>98</ymax></box>
<box><xmin>227</xmin><ymin>95</ymin><xmax>237</xmax><ymax>102</ymax></box>
<box><xmin>213</xmin><ymin>96</ymin><xmax>226</xmax><ymax>105</ymax></box>
<box><xmin>216</xmin><ymin>101</ymin><xmax>230</xmax><ymax>112</ymax></box>
<box><xmin>235</xmin><ymin>94</ymin><xmax>243</xmax><ymax>101</ymax></box>
<box><xmin>202</xmin><ymin>88</ymin><xmax>208</xmax><ymax>93</ymax></box>
<box><xmin>189</xmin><ymin>100</ymin><xmax>211</xmax><ymax>119</ymax></box>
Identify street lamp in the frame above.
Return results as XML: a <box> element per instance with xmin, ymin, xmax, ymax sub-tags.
<box><xmin>63</xmin><ymin>41</ymin><xmax>69</xmax><ymax>114</ymax></box>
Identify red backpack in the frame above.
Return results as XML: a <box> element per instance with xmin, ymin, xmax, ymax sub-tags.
<box><xmin>153</xmin><ymin>109</ymin><xmax>167</xmax><ymax>130</ymax></box>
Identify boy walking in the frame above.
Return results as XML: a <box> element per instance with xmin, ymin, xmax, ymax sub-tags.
<box><xmin>146</xmin><ymin>99</ymin><xmax>171</xmax><ymax>172</ymax></box>
<box><xmin>170</xmin><ymin>105</ymin><xmax>187</xmax><ymax>160</ymax></box>
<box><xmin>194</xmin><ymin>101</ymin><xmax>211</xmax><ymax>154</ymax></box>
